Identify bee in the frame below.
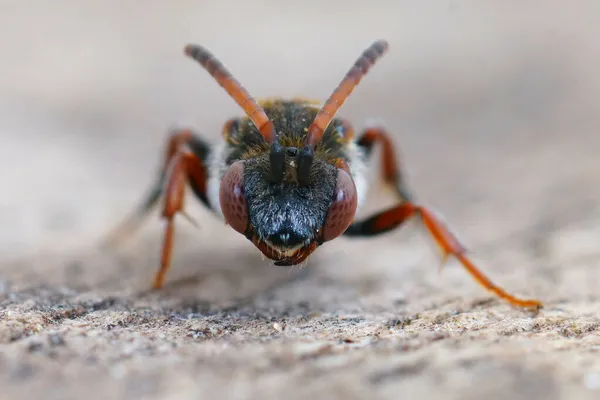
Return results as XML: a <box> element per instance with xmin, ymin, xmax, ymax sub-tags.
<box><xmin>105</xmin><ymin>40</ymin><xmax>542</xmax><ymax>311</ymax></box>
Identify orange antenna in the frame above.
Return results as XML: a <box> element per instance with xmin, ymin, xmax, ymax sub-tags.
<box><xmin>297</xmin><ymin>40</ymin><xmax>389</xmax><ymax>185</ymax></box>
<box><xmin>307</xmin><ymin>40</ymin><xmax>389</xmax><ymax>147</ymax></box>
<box><xmin>184</xmin><ymin>44</ymin><xmax>276</xmax><ymax>142</ymax></box>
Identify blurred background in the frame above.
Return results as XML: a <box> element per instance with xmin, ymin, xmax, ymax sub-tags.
<box><xmin>1</xmin><ymin>0</ymin><xmax>600</xmax><ymax>273</ymax></box>
<box><xmin>3</xmin><ymin>2</ymin><xmax>600</xmax><ymax>399</ymax></box>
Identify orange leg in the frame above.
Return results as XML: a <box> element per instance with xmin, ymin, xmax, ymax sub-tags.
<box><xmin>103</xmin><ymin>129</ymin><xmax>210</xmax><ymax>289</ymax></box>
<box><xmin>347</xmin><ymin>126</ymin><xmax>543</xmax><ymax>310</ymax></box>
<box><xmin>357</xmin><ymin>127</ymin><xmax>413</xmax><ymax>202</ymax></box>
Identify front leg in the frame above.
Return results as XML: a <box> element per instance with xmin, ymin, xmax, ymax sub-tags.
<box><xmin>103</xmin><ymin>129</ymin><xmax>212</xmax><ymax>289</ymax></box>
<box><xmin>346</xmin><ymin>127</ymin><xmax>543</xmax><ymax>310</ymax></box>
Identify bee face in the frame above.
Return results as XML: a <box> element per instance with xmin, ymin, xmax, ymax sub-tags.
<box><xmin>218</xmin><ymin>145</ymin><xmax>358</xmax><ymax>265</ymax></box>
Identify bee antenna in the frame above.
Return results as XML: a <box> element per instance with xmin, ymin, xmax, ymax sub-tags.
<box><xmin>184</xmin><ymin>44</ymin><xmax>276</xmax><ymax>142</ymax></box>
<box><xmin>269</xmin><ymin>133</ymin><xmax>285</xmax><ymax>182</ymax></box>
<box><xmin>297</xmin><ymin>146</ymin><xmax>313</xmax><ymax>186</ymax></box>
<box><xmin>297</xmin><ymin>40</ymin><xmax>389</xmax><ymax>186</ymax></box>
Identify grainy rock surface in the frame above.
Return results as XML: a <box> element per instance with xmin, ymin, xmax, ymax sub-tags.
<box><xmin>2</xmin><ymin>2</ymin><xmax>600</xmax><ymax>399</ymax></box>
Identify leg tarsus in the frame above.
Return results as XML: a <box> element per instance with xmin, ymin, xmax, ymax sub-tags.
<box><xmin>102</xmin><ymin>128</ymin><xmax>210</xmax><ymax>290</ymax></box>
<box><xmin>353</xmin><ymin>125</ymin><xmax>542</xmax><ymax>310</ymax></box>
<box><xmin>152</xmin><ymin>149</ymin><xmax>197</xmax><ymax>290</ymax></box>
<box><xmin>153</xmin><ymin>216</ymin><xmax>175</xmax><ymax>289</ymax></box>
<box><xmin>418</xmin><ymin>207</ymin><xmax>543</xmax><ymax>311</ymax></box>
<box><xmin>345</xmin><ymin>201</ymin><xmax>543</xmax><ymax>310</ymax></box>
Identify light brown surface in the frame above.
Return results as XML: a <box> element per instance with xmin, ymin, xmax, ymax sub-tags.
<box><xmin>2</xmin><ymin>2</ymin><xmax>600</xmax><ymax>399</ymax></box>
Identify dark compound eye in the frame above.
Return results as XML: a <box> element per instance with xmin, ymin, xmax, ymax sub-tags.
<box><xmin>219</xmin><ymin>160</ymin><xmax>248</xmax><ymax>235</ymax></box>
<box><xmin>322</xmin><ymin>168</ymin><xmax>358</xmax><ymax>242</ymax></box>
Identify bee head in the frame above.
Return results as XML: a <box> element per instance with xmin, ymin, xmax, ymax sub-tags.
<box><xmin>185</xmin><ymin>39</ymin><xmax>388</xmax><ymax>264</ymax></box>
<box><xmin>219</xmin><ymin>146</ymin><xmax>357</xmax><ymax>265</ymax></box>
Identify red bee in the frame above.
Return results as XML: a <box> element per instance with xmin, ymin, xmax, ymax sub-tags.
<box><xmin>105</xmin><ymin>40</ymin><xmax>542</xmax><ymax>311</ymax></box>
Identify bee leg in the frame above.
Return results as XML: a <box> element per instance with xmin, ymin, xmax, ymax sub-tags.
<box><xmin>154</xmin><ymin>146</ymin><xmax>210</xmax><ymax>289</ymax></box>
<box><xmin>346</xmin><ymin>127</ymin><xmax>543</xmax><ymax>311</ymax></box>
<box><xmin>355</xmin><ymin>126</ymin><xmax>414</xmax><ymax>202</ymax></box>
<box><xmin>102</xmin><ymin>129</ymin><xmax>210</xmax><ymax>289</ymax></box>
<box><xmin>102</xmin><ymin>129</ymin><xmax>209</xmax><ymax>248</ymax></box>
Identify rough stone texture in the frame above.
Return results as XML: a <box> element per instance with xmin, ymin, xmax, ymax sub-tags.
<box><xmin>2</xmin><ymin>2</ymin><xmax>600</xmax><ymax>399</ymax></box>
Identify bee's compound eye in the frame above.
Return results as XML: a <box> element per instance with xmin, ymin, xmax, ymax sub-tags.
<box><xmin>322</xmin><ymin>168</ymin><xmax>358</xmax><ymax>242</ymax></box>
<box><xmin>219</xmin><ymin>160</ymin><xmax>248</xmax><ymax>235</ymax></box>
